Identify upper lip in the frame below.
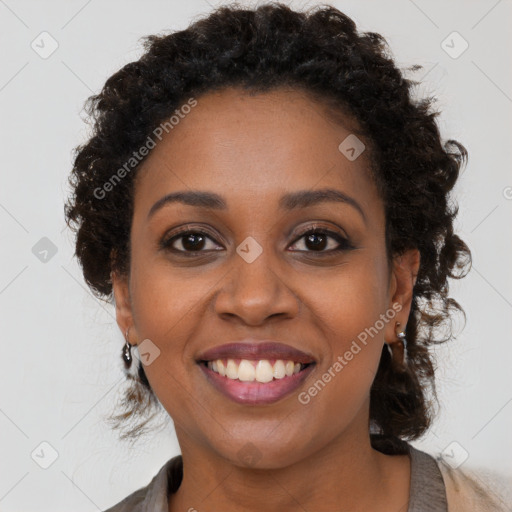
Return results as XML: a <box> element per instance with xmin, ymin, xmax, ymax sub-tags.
<box><xmin>197</xmin><ymin>340</ymin><xmax>316</xmax><ymax>364</ymax></box>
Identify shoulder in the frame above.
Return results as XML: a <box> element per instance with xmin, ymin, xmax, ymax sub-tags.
<box><xmin>103</xmin><ymin>487</ymin><xmax>147</xmax><ymax>512</ymax></box>
<box><xmin>102</xmin><ymin>456</ymin><xmax>179</xmax><ymax>512</ymax></box>
<box><xmin>434</xmin><ymin>456</ymin><xmax>512</xmax><ymax>512</ymax></box>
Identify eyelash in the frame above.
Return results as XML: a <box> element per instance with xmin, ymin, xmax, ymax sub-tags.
<box><xmin>160</xmin><ymin>225</ymin><xmax>353</xmax><ymax>256</ymax></box>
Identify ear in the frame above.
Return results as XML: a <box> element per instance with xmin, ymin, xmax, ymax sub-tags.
<box><xmin>384</xmin><ymin>248</ymin><xmax>420</xmax><ymax>342</ymax></box>
<box><xmin>111</xmin><ymin>269</ymin><xmax>138</xmax><ymax>345</ymax></box>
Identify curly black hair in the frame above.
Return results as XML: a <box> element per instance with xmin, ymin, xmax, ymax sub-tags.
<box><xmin>64</xmin><ymin>1</ymin><xmax>471</xmax><ymax>449</ymax></box>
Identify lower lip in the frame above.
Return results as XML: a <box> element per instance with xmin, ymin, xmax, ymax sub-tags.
<box><xmin>198</xmin><ymin>363</ymin><xmax>316</xmax><ymax>405</ymax></box>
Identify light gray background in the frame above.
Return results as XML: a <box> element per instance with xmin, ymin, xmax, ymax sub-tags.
<box><xmin>1</xmin><ymin>0</ymin><xmax>511</xmax><ymax>510</ymax></box>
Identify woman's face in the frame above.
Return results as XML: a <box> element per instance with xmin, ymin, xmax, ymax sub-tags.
<box><xmin>113</xmin><ymin>86</ymin><xmax>418</xmax><ymax>468</ymax></box>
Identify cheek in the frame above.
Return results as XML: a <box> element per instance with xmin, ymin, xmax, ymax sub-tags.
<box><xmin>128</xmin><ymin>258</ymin><xmax>208</xmax><ymax>429</ymax></box>
<box><xmin>128</xmin><ymin>253</ymin><xmax>213</xmax><ymax>392</ymax></box>
<box><xmin>298</xmin><ymin>254</ymin><xmax>389</xmax><ymax>406</ymax></box>
<box><xmin>130</xmin><ymin>253</ymin><xmax>213</xmax><ymax>339</ymax></box>
<box><xmin>304</xmin><ymin>252</ymin><xmax>390</xmax><ymax>349</ymax></box>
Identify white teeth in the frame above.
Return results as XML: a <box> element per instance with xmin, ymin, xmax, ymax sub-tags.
<box><xmin>226</xmin><ymin>359</ymin><xmax>239</xmax><ymax>379</ymax></box>
<box><xmin>207</xmin><ymin>358</ymin><xmax>309</xmax><ymax>382</ymax></box>
<box><xmin>273</xmin><ymin>360</ymin><xmax>286</xmax><ymax>379</ymax></box>
<box><xmin>255</xmin><ymin>360</ymin><xmax>274</xmax><ymax>383</ymax></box>
<box><xmin>238</xmin><ymin>359</ymin><xmax>256</xmax><ymax>381</ymax></box>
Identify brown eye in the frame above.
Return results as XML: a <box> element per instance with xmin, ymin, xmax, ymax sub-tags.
<box><xmin>289</xmin><ymin>229</ymin><xmax>352</xmax><ymax>253</ymax></box>
<box><xmin>161</xmin><ymin>230</ymin><xmax>222</xmax><ymax>254</ymax></box>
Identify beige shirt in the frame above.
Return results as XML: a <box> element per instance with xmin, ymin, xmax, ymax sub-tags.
<box><xmin>103</xmin><ymin>443</ymin><xmax>512</xmax><ymax>511</ymax></box>
<box><xmin>436</xmin><ymin>458</ymin><xmax>512</xmax><ymax>511</ymax></box>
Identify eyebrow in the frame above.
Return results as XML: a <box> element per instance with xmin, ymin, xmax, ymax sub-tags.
<box><xmin>147</xmin><ymin>188</ymin><xmax>366</xmax><ymax>223</ymax></box>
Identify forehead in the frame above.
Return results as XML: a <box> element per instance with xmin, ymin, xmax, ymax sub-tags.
<box><xmin>134</xmin><ymin>86</ymin><xmax>380</xmax><ymax>216</ymax></box>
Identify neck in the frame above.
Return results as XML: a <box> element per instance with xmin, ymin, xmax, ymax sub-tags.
<box><xmin>168</xmin><ymin>414</ymin><xmax>410</xmax><ymax>512</ymax></box>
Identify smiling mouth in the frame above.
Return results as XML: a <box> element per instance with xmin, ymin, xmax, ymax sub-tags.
<box><xmin>197</xmin><ymin>357</ymin><xmax>316</xmax><ymax>405</ymax></box>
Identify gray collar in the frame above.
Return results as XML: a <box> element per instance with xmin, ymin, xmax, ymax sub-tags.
<box><xmin>407</xmin><ymin>444</ymin><xmax>448</xmax><ymax>512</ymax></box>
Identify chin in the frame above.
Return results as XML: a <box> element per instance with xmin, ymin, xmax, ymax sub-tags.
<box><xmin>214</xmin><ymin>433</ymin><xmax>313</xmax><ymax>470</ymax></box>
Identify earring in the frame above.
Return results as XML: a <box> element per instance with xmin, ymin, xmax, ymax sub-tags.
<box><xmin>122</xmin><ymin>327</ymin><xmax>133</xmax><ymax>369</ymax></box>
<box><xmin>387</xmin><ymin>322</ymin><xmax>408</xmax><ymax>367</ymax></box>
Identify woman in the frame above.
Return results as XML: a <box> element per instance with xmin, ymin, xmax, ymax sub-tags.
<box><xmin>64</xmin><ymin>2</ymin><xmax>511</xmax><ymax>511</ymax></box>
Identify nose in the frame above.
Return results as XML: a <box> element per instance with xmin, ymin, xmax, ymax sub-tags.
<box><xmin>213</xmin><ymin>241</ymin><xmax>300</xmax><ymax>326</ymax></box>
